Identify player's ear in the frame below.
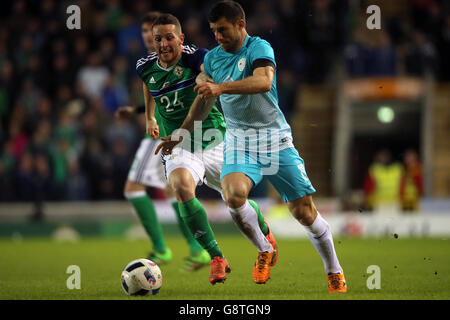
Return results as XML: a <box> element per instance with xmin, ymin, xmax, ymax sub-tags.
<box><xmin>237</xmin><ymin>19</ymin><xmax>245</xmax><ymax>29</ymax></box>
<box><xmin>179</xmin><ymin>33</ymin><xmax>185</xmax><ymax>44</ymax></box>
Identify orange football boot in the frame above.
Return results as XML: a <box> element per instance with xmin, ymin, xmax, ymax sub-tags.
<box><xmin>252</xmin><ymin>251</ymin><xmax>274</xmax><ymax>284</ymax></box>
<box><xmin>327</xmin><ymin>272</ymin><xmax>347</xmax><ymax>293</ymax></box>
<box><xmin>264</xmin><ymin>219</ymin><xmax>278</xmax><ymax>266</ymax></box>
<box><xmin>209</xmin><ymin>256</ymin><xmax>231</xmax><ymax>285</ymax></box>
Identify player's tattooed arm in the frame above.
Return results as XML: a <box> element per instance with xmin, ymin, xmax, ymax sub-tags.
<box><xmin>195</xmin><ymin>65</ymin><xmax>274</xmax><ymax>98</ymax></box>
<box><xmin>143</xmin><ymin>81</ymin><xmax>159</xmax><ymax>139</ymax></box>
<box><xmin>181</xmin><ymin>68</ymin><xmax>217</xmax><ymax>132</ymax></box>
<box><xmin>196</xmin><ymin>71</ymin><xmax>214</xmax><ymax>86</ymax></box>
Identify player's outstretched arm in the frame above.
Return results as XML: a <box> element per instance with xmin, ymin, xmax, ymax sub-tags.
<box><xmin>143</xmin><ymin>81</ymin><xmax>159</xmax><ymax>139</ymax></box>
<box><xmin>194</xmin><ymin>65</ymin><xmax>274</xmax><ymax>98</ymax></box>
<box><xmin>181</xmin><ymin>71</ymin><xmax>216</xmax><ymax>132</ymax></box>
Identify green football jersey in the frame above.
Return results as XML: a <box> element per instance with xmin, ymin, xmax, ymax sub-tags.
<box><xmin>136</xmin><ymin>45</ymin><xmax>226</xmax><ymax>150</ymax></box>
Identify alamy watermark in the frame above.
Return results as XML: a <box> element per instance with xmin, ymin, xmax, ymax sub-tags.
<box><xmin>66</xmin><ymin>265</ymin><xmax>81</xmax><ymax>289</ymax></box>
<box><xmin>66</xmin><ymin>5</ymin><xmax>81</xmax><ymax>30</ymax></box>
<box><xmin>366</xmin><ymin>265</ymin><xmax>381</xmax><ymax>289</ymax></box>
<box><xmin>366</xmin><ymin>5</ymin><xmax>381</xmax><ymax>30</ymax></box>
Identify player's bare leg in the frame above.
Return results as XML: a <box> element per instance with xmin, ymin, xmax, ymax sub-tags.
<box><xmin>169</xmin><ymin>168</ymin><xmax>230</xmax><ymax>284</ymax></box>
<box><xmin>287</xmin><ymin>195</ymin><xmax>347</xmax><ymax>293</ymax></box>
<box><xmin>221</xmin><ymin>172</ymin><xmax>277</xmax><ymax>284</ymax></box>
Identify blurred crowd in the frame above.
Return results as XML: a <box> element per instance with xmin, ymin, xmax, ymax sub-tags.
<box><xmin>345</xmin><ymin>0</ymin><xmax>450</xmax><ymax>79</ymax></box>
<box><xmin>0</xmin><ymin>0</ymin><xmax>449</xmax><ymax>202</ymax></box>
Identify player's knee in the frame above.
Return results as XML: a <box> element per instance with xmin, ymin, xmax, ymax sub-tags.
<box><xmin>223</xmin><ymin>186</ymin><xmax>248</xmax><ymax>209</ymax></box>
<box><xmin>221</xmin><ymin>173</ymin><xmax>252</xmax><ymax>209</ymax></box>
<box><xmin>171</xmin><ymin>183</ymin><xmax>195</xmax><ymax>202</ymax></box>
<box><xmin>169</xmin><ymin>169</ymin><xmax>196</xmax><ymax>202</ymax></box>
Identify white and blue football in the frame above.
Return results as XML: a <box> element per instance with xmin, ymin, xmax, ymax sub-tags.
<box><xmin>121</xmin><ymin>258</ymin><xmax>162</xmax><ymax>296</ymax></box>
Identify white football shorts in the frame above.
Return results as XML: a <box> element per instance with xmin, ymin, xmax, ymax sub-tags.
<box><xmin>127</xmin><ymin>138</ymin><xmax>168</xmax><ymax>189</ymax></box>
<box><xmin>162</xmin><ymin>142</ymin><xmax>224</xmax><ymax>194</ymax></box>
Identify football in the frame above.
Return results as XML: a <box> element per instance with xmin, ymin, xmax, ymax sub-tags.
<box><xmin>121</xmin><ymin>258</ymin><xmax>162</xmax><ymax>296</ymax></box>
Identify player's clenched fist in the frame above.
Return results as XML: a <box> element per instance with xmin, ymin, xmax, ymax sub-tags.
<box><xmin>146</xmin><ymin>117</ymin><xmax>159</xmax><ymax>140</ymax></box>
<box><xmin>194</xmin><ymin>82</ymin><xmax>222</xmax><ymax>99</ymax></box>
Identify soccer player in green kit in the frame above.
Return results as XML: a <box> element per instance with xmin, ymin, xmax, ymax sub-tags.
<box><xmin>138</xmin><ymin>13</ymin><xmax>277</xmax><ymax>284</ymax></box>
<box><xmin>117</xmin><ymin>12</ymin><xmax>210</xmax><ymax>272</ymax></box>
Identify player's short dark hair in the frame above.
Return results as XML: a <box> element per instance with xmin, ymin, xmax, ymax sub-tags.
<box><xmin>208</xmin><ymin>1</ymin><xmax>246</xmax><ymax>24</ymax></box>
<box><xmin>152</xmin><ymin>13</ymin><xmax>182</xmax><ymax>33</ymax></box>
<box><xmin>140</xmin><ymin>12</ymin><xmax>161</xmax><ymax>25</ymax></box>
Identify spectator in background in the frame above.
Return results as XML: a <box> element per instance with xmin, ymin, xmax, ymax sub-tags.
<box><xmin>9</xmin><ymin>122</ymin><xmax>29</xmax><ymax>160</ymax></box>
<box><xmin>77</xmin><ymin>52</ymin><xmax>110</xmax><ymax>99</ymax></box>
<box><xmin>410</xmin><ymin>0</ymin><xmax>441</xmax><ymax>37</ymax></box>
<box><xmin>79</xmin><ymin>139</ymin><xmax>104</xmax><ymax>200</ymax></box>
<box><xmin>19</xmin><ymin>79</ymin><xmax>42</xmax><ymax>117</ymax></box>
<box><xmin>183</xmin><ymin>15</ymin><xmax>210</xmax><ymax>49</ymax></box>
<box><xmin>27</xmin><ymin>119</ymin><xmax>52</xmax><ymax>156</ymax></box>
<box><xmin>98</xmin><ymin>155</ymin><xmax>116</xmax><ymax>199</ymax></box>
<box><xmin>72</xmin><ymin>35</ymin><xmax>90</xmax><ymax>72</ymax></box>
<box><xmin>345</xmin><ymin>28</ymin><xmax>368</xmax><ymax>77</ymax></box>
<box><xmin>404</xmin><ymin>30</ymin><xmax>438</xmax><ymax>76</ymax></box>
<box><xmin>49</xmin><ymin>54</ymin><xmax>74</xmax><ymax>97</ymax></box>
<box><xmin>400</xmin><ymin>149</ymin><xmax>423</xmax><ymax>212</ymax></box>
<box><xmin>31</xmin><ymin>153</ymin><xmax>53</xmax><ymax>220</ymax></box>
<box><xmin>64</xmin><ymin>157</ymin><xmax>90</xmax><ymax>201</ymax></box>
<box><xmin>105</xmin><ymin>0</ymin><xmax>124</xmax><ymax>32</ymax></box>
<box><xmin>346</xmin><ymin>28</ymin><xmax>397</xmax><ymax>77</ymax></box>
<box><xmin>34</xmin><ymin>96</ymin><xmax>55</xmax><ymax>124</ymax></box>
<box><xmin>437</xmin><ymin>14</ymin><xmax>450</xmax><ymax>81</ymax></box>
<box><xmin>277</xmin><ymin>69</ymin><xmax>297</xmax><ymax>119</ymax></box>
<box><xmin>117</xmin><ymin>14</ymin><xmax>142</xmax><ymax>56</ymax></box>
<box><xmin>112</xmin><ymin>56</ymin><xmax>129</xmax><ymax>90</ymax></box>
<box><xmin>15</xmin><ymin>35</ymin><xmax>35</xmax><ymax>73</ymax></box>
<box><xmin>363</xmin><ymin>150</ymin><xmax>403</xmax><ymax>213</ymax></box>
<box><xmin>49</xmin><ymin>137</ymin><xmax>70</xmax><ymax>200</ymax></box>
<box><xmin>102</xmin><ymin>75</ymin><xmax>129</xmax><ymax>113</ymax></box>
<box><xmin>16</xmin><ymin>152</ymin><xmax>34</xmax><ymax>201</ymax></box>
<box><xmin>0</xmin><ymin>61</ymin><xmax>16</xmax><ymax>118</ymax></box>
<box><xmin>99</xmin><ymin>37</ymin><xmax>117</xmax><ymax>67</ymax></box>
<box><xmin>300</xmin><ymin>0</ymin><xmax>346</xmax><ymax>82</ymax></box>
<box><xmin>0</xmin><ymin>141</ymin><xmax>16</xmax><ymax>201</ymax></box>
<box><xmin>49</xmin><ymin>108</ymin><xmax>81</xmax><ymax>199</ymax></box>
<box><xmin>366</xmin><ymin>30</ymin><xmax>397</xmax><ymax>76</ymax></box>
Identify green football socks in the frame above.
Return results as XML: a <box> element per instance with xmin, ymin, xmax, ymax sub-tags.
<box><xmin>171</xmin><ymin>200</ymin><xmax>205</xmax><ymax>256</ymax></box>
<box><xmin>248</xmin><ymin>199</ymin><xmax>269</xmax><ymax>236</ymax></box>
<box><xmin>126</xmin><ymin>191</ymin><xmax>168</xmax><ymax>253</ymax></box>
<box><xmin>178</xmin><ymin>197</ymin><xmax>224</xmax><ymax>259</ymax></box>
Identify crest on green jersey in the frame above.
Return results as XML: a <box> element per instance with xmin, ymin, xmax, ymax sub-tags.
<box><xmin>174</xmin><ymin>66</ymin><xmax>184</xmax><ymax>77</ymax></box>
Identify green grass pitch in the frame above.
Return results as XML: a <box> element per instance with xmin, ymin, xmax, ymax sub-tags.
<box><xmin>0</xmin><ymin>235</ymin><xmax>449</xmax><ymax>300</ymax></box>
